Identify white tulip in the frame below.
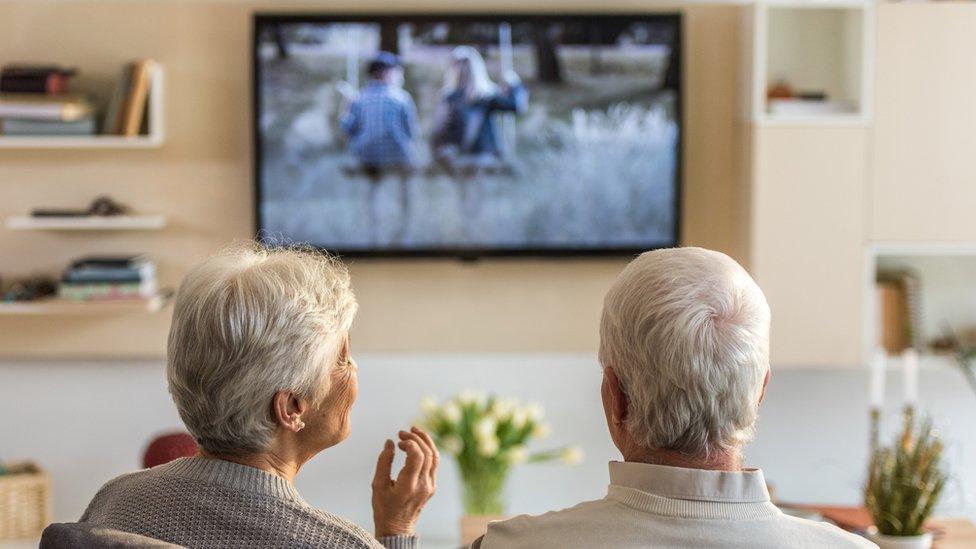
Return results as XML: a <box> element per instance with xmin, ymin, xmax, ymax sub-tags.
<box><xmin>420</xmin><ymin>395</ymin><xmax>439</xmax><ymax>415</ymax></box>
<box><xmin>441</xmin><ymin>402</ymin><xmax>462</xmax><ymax>424</ymax></box>
<box><xmin>511</xmin><ymin>409</ymin><xmax>528</xmax><ymax>429</ymax></box>
<box><xmin>475</xmin><ymin>417</ymin><xmax>498</xmax><ymax>440</ymax></box>
<box><xmin>478</xmin><ymin>435</ymin><xmax>500</xmax><ymax>457</ymax></box>
<box><xmin>561</xmin><ymin>446</ymin><xmax>584</xmax><ymax>465</ymax></box>
<box><xmin>457</xmin><ymin>390</ymin><xmax>487</xmax><ymax>407</ymax></box>
<box><xmin>505</xmin><ymin>445</ymin><xmax>528</xmax><ymax>465</ymax></box>
<box><xmin>441</xmin><ymin>435</ymin><xmax>463</xmax><ymax>456</ymax></box>
<box><xmin>524</xmin><ymin>402</ymin><xmax>544</xmax><ymax>421</ymax></box>
<box><xmin>491</xmin><ymin>398</ymin><xmax>517</xmax><ymax>418</ymax></box>
<box><xmin>532</xmin><ymin>421</ymin><xmax>552</xmax><ymax>439</ymax></box>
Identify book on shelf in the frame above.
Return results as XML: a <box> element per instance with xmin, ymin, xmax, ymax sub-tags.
<box><xmin>105</xmin><ymin>59</ymin><xmax>157</xmax><ymax>136</ymax></box>
<box><xmin>0</xmin><ymin>92</ymin><xmax>93</xmax><ymax>122</ymax></box>
<box><xmin>876</xmin><ymin>270</ymin><xmax>923</xmax><ymax>354</ymax></box>
<box><xmin>59</xmin><ymin>255</ymin><xmax>158</xmax><ymax>301</ymax></box>
<box><xmin>0</xmin><ymin>116</ymin><xmax>96</xmax><ymax>136</ymax></box>
<box><xmin>0</xmin><ymin>64</ymin><xmax>76</xmax><ymax>94</ymax></box>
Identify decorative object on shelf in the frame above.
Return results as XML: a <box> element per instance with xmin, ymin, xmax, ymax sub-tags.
<box><xmin>864</xmin><ymin>411</ymin><xmax>946</xmax><ymax>549</ymax></box>
<box><xmin>30</xmin><ymin>194</ymin><xmax>130</xmax><ymax>218</ymax></box>
<box><xmin>876</xmin><ymin>270</ymin><xmax>923</xmax><ymax>354</ymax></box>
<box><xmin>0</xmin><ymin>461</ymin><xmax>52</xmax><ymax>540</ymax></box>
<box><xmin>418</xmin><ymin>392</ymin><xmax>582</xmax><ymax>545</ymax></box>
<box><xmin>766</xmin><ymin>79</ymin><xmax>794</xmax><ymax>100</ymax></box>
<box><xmin>143</xmin><ymin>432</ymin><xmax>199</xmax><ymax>468</ymax></box>
<box><xmin>1</xmin><ymin>275</ymin><xmax>57</xmax><ymax>302</ymax></box>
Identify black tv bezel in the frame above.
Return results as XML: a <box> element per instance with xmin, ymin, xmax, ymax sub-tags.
<box><xmin>252</xmin><ymin>12</ymin><xmax>683</xmax><ymax>259</ymax></box>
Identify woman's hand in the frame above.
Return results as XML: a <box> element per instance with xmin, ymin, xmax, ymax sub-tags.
<box><xmin>372</xmin><ymin>426</ymin><xmax>439</xmax><ymax>538</ymax></box>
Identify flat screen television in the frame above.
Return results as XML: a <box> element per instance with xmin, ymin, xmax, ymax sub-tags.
<box><xmin>253</xmin><ymin>13</ymin><xmax>682</xmax><ymax>257</ymax></box>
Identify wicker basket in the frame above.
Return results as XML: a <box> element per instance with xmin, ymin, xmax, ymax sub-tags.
<box><xmin>0</xmin><ymin>462</ymin><xmax>52</xmax><ymax>539</ymax></box>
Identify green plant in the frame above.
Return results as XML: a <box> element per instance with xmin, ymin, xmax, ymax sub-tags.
<box><xmin>864</xmin><ymin>413</ymin><xmax>947</xmax><ymax>537</ymax></box>
<box><xmin>419</xmin><ymin>391</ymin><xmax>582</xmax><ymax>515</ymax></box>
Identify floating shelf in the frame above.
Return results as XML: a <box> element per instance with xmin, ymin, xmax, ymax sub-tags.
<box><xmin>0</xmin><ymin>291</ymin><xmax>172</xmax><ymax>316</ymax></box>
<box><xmin>6</xmin><ymin>215</ymin><xmax>166</xmax><ymax>231</ymax></box>
<box><xmin>0</xmin><ymin>66</ymin><xmax>165</xmax><ymax>150</ymax></box>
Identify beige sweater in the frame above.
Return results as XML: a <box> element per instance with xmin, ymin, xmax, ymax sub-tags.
<box><xmin>477</xmin><ymin>461</ymin><xmax>878</xmax><ymax>549</ymax></box>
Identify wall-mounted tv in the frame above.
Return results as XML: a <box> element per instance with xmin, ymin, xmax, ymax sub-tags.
<box><xmin>253</xmin><ymin>13</ymin><xmax>681</xmax><ymax>257</ymax></box>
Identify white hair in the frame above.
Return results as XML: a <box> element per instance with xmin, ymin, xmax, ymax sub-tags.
<box><xmin>443</xmin><ymin>46</ymin><xmax>498</xmax><ymax>101</ymax></box>
<box><xmin>599</xmin><ymin>247</ymin><xmax>771</xmax><ymax>457</ymax></box>
<box><xmin>166</xmin><ymin>243</ymin><xmax>358</xmax><ymax>455</ymax></box>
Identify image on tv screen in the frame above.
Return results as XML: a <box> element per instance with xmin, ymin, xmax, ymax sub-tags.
<box><xmin>255</xmin><ymin>15</ymin><xmax>681</xmax><ymax>255</ymax></box>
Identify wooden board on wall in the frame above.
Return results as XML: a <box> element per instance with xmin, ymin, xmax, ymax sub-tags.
<box><xmin>0</xmin><ymin>0</ymin><xmax>745</xmax><ymax>358</ymax></box>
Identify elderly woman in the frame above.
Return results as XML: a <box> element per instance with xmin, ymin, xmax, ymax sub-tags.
<box><xmin>75</xmin><ymin>245</ymin><xmax>438</xmax><ymax>548</ymax></box>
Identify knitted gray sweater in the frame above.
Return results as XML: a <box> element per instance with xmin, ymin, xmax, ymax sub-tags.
<box><xmin>80</xmin><ymin>457</ymin><xmax>417</xmax><ymax>549</ymax></box>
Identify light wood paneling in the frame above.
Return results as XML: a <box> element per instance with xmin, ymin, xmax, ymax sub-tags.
<box><xmin>0</xmin><ymin>1</ymin><xmax>745</xmax><ymax>358</ymax></box>
<box><xmin>751</xmin><ymin>126</ymin><xmax>867</xmax><ymax>367</ymax></box>
<box><xmin>871</xmin><ymin>3</ymin><xmax>976</xmax><ymax>243</ymax></box>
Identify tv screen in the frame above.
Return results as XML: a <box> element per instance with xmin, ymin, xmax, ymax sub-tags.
<box><xmin>254</xmin><ymin>14</ymin><xmax>681</xmax><ymax>257</ymax></box>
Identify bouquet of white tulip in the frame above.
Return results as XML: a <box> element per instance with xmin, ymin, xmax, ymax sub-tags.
<box><xmin>419</xmin><ymin>391</ymin><xmax>583</xmax><ymax>515</ymax></box>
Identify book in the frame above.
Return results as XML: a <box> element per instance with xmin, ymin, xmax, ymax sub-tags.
<box><xmin>58</xmin><ymin>281</ymin><xmax>156</xmax><ymax>301</ymax></box>
<box><xmin>0</xmin><ymin>64</ymin><xmax>76</xmax><ymax>94</ymax></box>
<box><xmin>0</xmin><ymin>93</ymin><xmax>93</xmax><ymax>121</ymax></box>
<box><xmin>120</xmin><ymin>59</ymin><xmax>155</xmax><ymax>136</ymax></box>
<box><xmin>103</xmin><ymin>66</ymin><xmax>131</xmax><ymax>135</ymax></box>
<box><xmin>69</xmin><ymin>255</ymin><xmax>151</xmax><ymax>270</ymax></box>
<box><xmin>0</xmin><ymin>116</ymin><xmax>96</xmax><ymax>136</ymax></box>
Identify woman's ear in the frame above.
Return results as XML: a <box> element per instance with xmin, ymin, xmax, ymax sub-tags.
<box><xmin>272</xmin><ymin>391</ymin><xmax>309</xmax><ymax>433</ymax></box>
<box><xmin>757</xmin><ymin>369</ymin><xmax>771</xmax><ymax>405</ymax></box>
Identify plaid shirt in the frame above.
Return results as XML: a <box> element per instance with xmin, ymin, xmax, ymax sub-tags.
<box><xmin>340</xmin><ymin>82</ymin><xmax>418</xmax><ymax>167</ymax></box>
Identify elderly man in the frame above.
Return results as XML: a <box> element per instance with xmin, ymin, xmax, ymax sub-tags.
<box><xmin>475</xmin><ymin>247</ymin><xmax>875</xmax><ymax>549</ymax></box>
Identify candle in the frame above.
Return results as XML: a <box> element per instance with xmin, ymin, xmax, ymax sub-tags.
<box><xmin>903</xmin><ymin>348</ymin><xmax>919</xmax><ymax>407</ymax></box>
<box><xmin>870</xmin><ymin>347</ymin><xmax>887</xmax><ymax>409</ymax></box>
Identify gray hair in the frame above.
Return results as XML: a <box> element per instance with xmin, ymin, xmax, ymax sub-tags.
<box><xmin>166</xmin><ymin>243</ymin><xmax>358</xmax><ymax>455</ymax></box>
<box><xmin>599</xmin><ymin>247</ymin><xmax>770</xmax><ymax>456</ymax></box>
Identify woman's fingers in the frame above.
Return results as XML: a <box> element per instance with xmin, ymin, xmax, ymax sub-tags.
<box><xmin>411</xmin><ymin>426</ymin><xmax>440</xmax><ymax>485</ymax></box>
<box><xmin>396</xmin><ymin>439</ymin><xmax>425</xmax><ymax>487</ymax></box>
<box><xmin>372</xmin><ymin>439</ymin><xmax>395</xmax><ymax>490</ymax></box>
<box><xmin>399</xmin><ymin>430</ymin><xmax>433</xmax><ymax>481</ymax></box>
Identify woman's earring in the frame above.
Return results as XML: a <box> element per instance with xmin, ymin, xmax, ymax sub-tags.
<box><xmin>296</xmin><ymin>421</ymin><xmax>306</xmax><ymax>431</ymax></box>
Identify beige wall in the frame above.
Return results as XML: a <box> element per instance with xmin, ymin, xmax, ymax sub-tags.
<box><xmin>0</xmin><ymin>0</ymin><xmax>744</xmax><ymax>358</ymax></box>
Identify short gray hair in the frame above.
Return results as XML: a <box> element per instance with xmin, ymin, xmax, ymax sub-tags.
<box><xmin>167</xmin><ymin>243</ymin><xmax>358</xmax><ymax>455</ymax></box>
<box><xmin>599</xmin><ymin>247</ymin><xmax>770</xmax><ymax>456</ymax></box>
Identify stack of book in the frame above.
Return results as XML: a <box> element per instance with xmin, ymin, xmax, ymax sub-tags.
<box><xmin>59</xmin><ymin>256</ymin><xmax>158</xmax><ymax>301</ymax></box>
<box><xmin>104</xmin><ymin>59</ymin><xmax>157</xmax><ymax>136</ymax></box>
<box><xmin>0</xmin><ymin>64</ymin><xmax>96</xmax><ymax>136</ymax></box>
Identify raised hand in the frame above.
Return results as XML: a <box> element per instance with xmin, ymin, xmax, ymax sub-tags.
<box><xmin>371</xmin><ymin>426</ymin><xmax>440</xmax><ymax>538</ymax></box>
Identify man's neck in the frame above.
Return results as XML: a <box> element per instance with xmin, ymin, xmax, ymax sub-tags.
<box><xmin>625</xmin><ymin>447</ymin><xmax>743</xmax><ymax>471</ymax></box>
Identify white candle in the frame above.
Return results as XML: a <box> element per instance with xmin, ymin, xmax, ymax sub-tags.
<box><xmin>870</xmin><ymin>348</ymin><xmax>887</xmax><ymax>409</ymax></box>
<box><xmin>903</xmin><ymin>348</ymin><xmax>919</xmax><ymax>406</ymax></box>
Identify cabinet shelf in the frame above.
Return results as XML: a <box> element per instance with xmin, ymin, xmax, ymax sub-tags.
<box><xmin>0</xmin><ymin>291</ymin><xmax>172</xmax><ymax>316</ymax></box>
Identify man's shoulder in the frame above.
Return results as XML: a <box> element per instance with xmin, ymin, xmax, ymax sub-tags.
<box><xmin>478</xmin><ymin>498</ymin><xmax>622</xmax><ymax>548</ymax></box>
<box><xmin>776</xmin><ymin>514</ymin><xmax>878</xmax><ymax>548</ymax></box>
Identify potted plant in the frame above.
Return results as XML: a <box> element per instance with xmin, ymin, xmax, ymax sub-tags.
<box><xmin>418</xmin><ymin>391</ymin><xmax>582</xmax><ymax>545</ymax></box>
<box><xmin>864</xmin><ymin>413</ymin><xmax>947</xmax><ymax>549</ymax></box>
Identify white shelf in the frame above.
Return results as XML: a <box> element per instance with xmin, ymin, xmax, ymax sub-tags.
<box><xmin>0</xmin><ymin>292</ymin><xmax>172</xmax><ymax>316</ymax></box>
<box><xmin>0</xmin><ymin>66</ymin><xmax>165</xmax><ymax>150</ymax></box>
<box><xmin>6</xmin><ymin>215</ymin><xmax>166</xmax><ymax>231</ymax></box>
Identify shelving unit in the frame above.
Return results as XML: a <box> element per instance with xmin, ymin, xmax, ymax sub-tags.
<box><xmin>6</xmin><ymin>215</ymin><xmax>166</xmax><ymax>231</ymax></box>
<box><xmin>0</xmin><ymin>66</ymin><xmax>165</xmax><ymax>149</ymax></box>
<box><xmin>861</xmin><ymin>243</ymin><xmax>976</xmax><ymax>367</ymax></box>
<box><xmin>0</xmin><ymin>291</ymin><xmax>172</xmax><ymax>316</ymax></box>
<box><xmin>744</xmin><ymin>0</ymin><xmax>873</xmax><ymax>125</ymax></box>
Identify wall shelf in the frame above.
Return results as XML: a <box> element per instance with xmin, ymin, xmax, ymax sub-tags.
<box><xmin>0</xmin><ymin>291</ymin><xmax>172</xmax><ymax>316</ymax></box>
<box><xmin>6</xmin><ymin>215</ymin><xmax>166</xmax><ymax>231</ymax></box>
<box><xmin>0</xmin><ymin>66</ymin><xmax>165</xmax><ymax>150</ymax></box>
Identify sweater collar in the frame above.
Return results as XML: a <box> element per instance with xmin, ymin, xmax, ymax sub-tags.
<box><xmin>158</xmin><ymin>457</ymin><xmax>305</xmax><ymax>504</ymax></box>
<box><xmin>609</xmin><ymin>461</ymin><xmax>771</xmax><ymax>503</ymax></box>
<box><xmin>606</xmin><ymin>461</ymin><xmax>780</xmax><ymax>520</ymax></box>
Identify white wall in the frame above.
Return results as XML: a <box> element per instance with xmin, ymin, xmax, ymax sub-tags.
<box><xmin>2</xmin><ymin>356</ymin><xmax>974</xmax><ymax>542</ymax></box>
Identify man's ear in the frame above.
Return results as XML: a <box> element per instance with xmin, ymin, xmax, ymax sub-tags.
<box><xmin>605</xmin><ymin>367</ymin><xmax>629</xmax><ymax>425</ymax></box>
<box><xmin>272</xmin><ymin>391</ymin><xmax>309</xmax><ymax>433</ymax></box>
<box><xmin>757</xmin><ymin>369</ymin><xmax>771</xmax><ymax>405</ymax></box>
